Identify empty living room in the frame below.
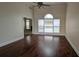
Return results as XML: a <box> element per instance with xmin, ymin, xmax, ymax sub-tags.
<box><xmin>0</xmin><ymin>1</ymin><xmax>79</xmax><ymax>57</ymax></box>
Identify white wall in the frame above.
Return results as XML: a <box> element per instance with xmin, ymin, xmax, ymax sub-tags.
<box><xmin>33</xmin><ymin>4</ymin><xmax>66</xmax><ymax>34</ymax></box>
<box><xmin>66</xmin><ymin>3</ymin><xmax>79</xmax><ymax>56</ymax></box>
<box><xmin>0</xmin><ymin>2</ymin><xmax>32</xmax><ymax>46</ymax></box>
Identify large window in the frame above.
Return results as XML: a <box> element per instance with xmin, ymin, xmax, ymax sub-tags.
<box><xmin>38</xmin><ymin>14</ymin><xmax>60</xmax><ymax>33</ymax></box>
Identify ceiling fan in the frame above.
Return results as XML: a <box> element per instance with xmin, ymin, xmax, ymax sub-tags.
<box><xmin>33</xmin><ymin>2</ymin><xmax>50</xmax><ymax>8</ymax></box>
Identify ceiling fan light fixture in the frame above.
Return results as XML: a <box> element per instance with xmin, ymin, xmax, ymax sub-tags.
<box><xmin>33</xmin><ymin>2</ymin><xmax>50</xmax><ymax>8</ymax></box>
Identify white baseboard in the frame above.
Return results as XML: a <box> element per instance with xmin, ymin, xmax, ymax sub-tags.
<box><xmin>65</xmin><ymin>35</ymin><xmax>79</xmax><ymax>56</ymax></box>
<box><xmin>33</xmin><ymin>32</ymin><xmax>65</xmax><ymax>36</ymax></box>
<box><xmin>0</xmin><ymin>36</ymin><xmax>24</xmax><ymax>47</ymax></box>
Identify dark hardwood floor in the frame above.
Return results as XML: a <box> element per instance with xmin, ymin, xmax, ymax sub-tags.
<box><xmin>0</xmin><ymin>34</ymin><xmax>78</xmax><ymax>57</ymax></box>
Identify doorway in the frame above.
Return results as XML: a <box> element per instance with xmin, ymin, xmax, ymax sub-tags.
<box><xmin>24</xmin><ymin>17</ymin><xmax>32</xmax><ymax>35</ymax></box>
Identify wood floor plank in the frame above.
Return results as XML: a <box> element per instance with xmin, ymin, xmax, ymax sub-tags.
<box><xmin>0</xmin><ymin>34</ymin><xmax>78</xmax><ymax>57</ymax></box>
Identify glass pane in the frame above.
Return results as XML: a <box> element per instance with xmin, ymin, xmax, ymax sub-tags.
<box><xmin>38</xmin><ymin>26</ymin><xmax>44</xmax><ymax>32</ymax></box>
<box><xmin>54</xmin><ymin>19</ymin><xmax>60</xmax><ymax>26</ymax></box>
<box><xmin>38</xmin><ymin>19</ymin><xmax>44</xmax><ymax>26</ymax></box>
<box><xmin>44</xmin><ymin>26</ymin><xmax>53</xmax><ymax>32</ymax></box>
<box><xmin>26</xmin><ymin>20</ymin><xmax>30</xmax><ymax>29</ymax></box>
<box><xmin>54</xmin><ymin>26</ymin><xmax>60</xmax><ymax>33</ymax></box>
<box><xmin>44</xmin><ymin>19</ymin><xmax>53</xmax><ymax>26</ymax></box>
<box><xmin>38</xmin><ymin>19</ymin><xmax>44</xmax><ymax>32</ymax></box>
<box><xmin>26</xmin><ymin>21</ymin><xmax>29</xmax><ymax>26</ymax></box>
<box><xmin>26</xmin><ymin>25</ymin><xmax>30</xmax><ymax>29</ymax></box>
<box><xmin>44</xmin><ymin>14</ymin><xmax>53</xmax><ymax>18</ymax></box>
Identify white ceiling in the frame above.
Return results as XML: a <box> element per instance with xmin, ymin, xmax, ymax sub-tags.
<box><xmin>26</xmin><ymin>2</ymin><xmax>67</xmax><ymax>6</ymax></box>
<box><xmin>43</xmin><ymin>2</ymin><xmax>66</xmax><ymax>5</ymax></box>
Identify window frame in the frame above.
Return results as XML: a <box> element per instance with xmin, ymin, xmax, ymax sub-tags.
<box><xmin>38</xmin><ymin>14</ymin><xmax>60</xmax><ymax>33</ymax></box>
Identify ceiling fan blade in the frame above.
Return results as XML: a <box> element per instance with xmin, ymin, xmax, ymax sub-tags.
<box><xmin>32</xmin><ymin>2</ymin><xmax>50</xmax><ymax>8</ymax></box>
